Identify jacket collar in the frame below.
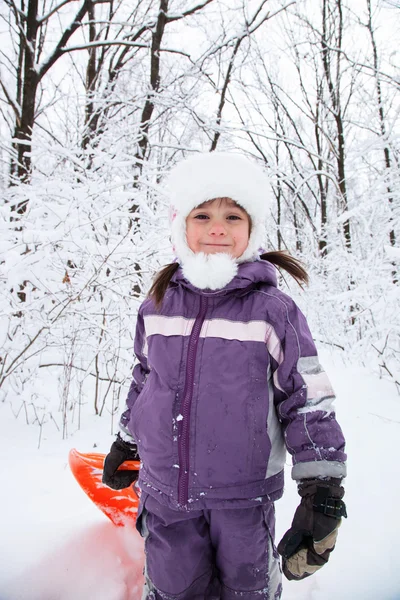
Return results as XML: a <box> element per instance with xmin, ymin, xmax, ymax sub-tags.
<box><xmin>170</xmin><ymin>259</ymin><xmax>277</xmax><ymax>296</ymax></box>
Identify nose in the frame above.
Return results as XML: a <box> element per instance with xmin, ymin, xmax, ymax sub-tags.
<box><xmin>208</xmin><ymin>220</ymin><xmax>227</xmax><ymax>236</ymax></box>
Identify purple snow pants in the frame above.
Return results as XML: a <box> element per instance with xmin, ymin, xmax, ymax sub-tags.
<box><xmin>136</xmin><ymin>493</ymin><xmax>282</xmax><ymax>600</ymax></box>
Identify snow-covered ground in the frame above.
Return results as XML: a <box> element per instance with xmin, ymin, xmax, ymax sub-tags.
<box><xmin>1</xmin><ymin>349</ymin><xmax>399</xmax><ymax>600</ymax></box>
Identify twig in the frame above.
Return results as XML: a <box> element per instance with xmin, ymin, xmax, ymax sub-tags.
<box><xmin>38</xmin><ymin>362</ymin><xmax>121</xmax><ymax>383</ymax></box>
<box><xmin>314</xmin><ymin>339</ymin><xmax>345</xmax><ymax>351</ymax></box>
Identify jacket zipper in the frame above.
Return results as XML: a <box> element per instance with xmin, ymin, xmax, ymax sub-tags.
<box><xmin>177</xmin><ymin>295</ymin><xmax>208</xmax><ymax>506</ymax></box>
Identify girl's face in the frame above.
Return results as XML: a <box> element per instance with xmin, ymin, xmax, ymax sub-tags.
<box><xmin>186</xmin><ymin>197</ymin><xmax>250</xmax><ymax>258</ymax></box>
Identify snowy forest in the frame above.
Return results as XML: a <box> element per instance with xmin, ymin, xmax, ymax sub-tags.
<box><xmin>0</xmin><ymin>0</ymin><xmax>399</xmax><ymax>441</ymax></box>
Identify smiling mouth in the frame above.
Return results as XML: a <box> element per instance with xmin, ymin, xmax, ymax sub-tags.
<box><xmin>204</xmin><ymin>243</ymin><xmax>231</xmax><ymax>246</ymax></box>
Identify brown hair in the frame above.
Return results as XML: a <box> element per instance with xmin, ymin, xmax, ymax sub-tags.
<box><xmin>259</xmin><ymin>251</ymin><xmax>309</xmax><ymax>286</ymax></box>
<box><xmin>148</xmin><ymin>262</ymin><xmax>180</xmax><ymax>308</ymax></box>
<box><xmin>148</xmin><ymin>251</ymin><xmax>308</xmax><ymax>308</ymax></box>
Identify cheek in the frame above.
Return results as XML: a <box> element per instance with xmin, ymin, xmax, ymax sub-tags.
<box><xmin>185</xmin><ymin>222</ymin><xmax>199</xmax><ymax>251</ymax></box>
<box><xmin>236</xmin><ymin>225</ymin><xmax>250</xmax><ymax>244</ymax></box>
<box><xmin>238</xmin><ymin>237</ymin><xmax>249</xmax><ymax>251</ymax></box>
<box><xmin>233</xmin><ymin>226</ymin><xmax>250</xmax><ymax>255</ymax></box>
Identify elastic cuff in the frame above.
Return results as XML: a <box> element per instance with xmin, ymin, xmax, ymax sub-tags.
<box><xmin>116</xmin><ymin>433</ymin><xmax>140</xmax><ymax>459</ymax></box>
<box><xmin>118</xmin><ymin>429</ymin><xmax>136</xmax><ymax>444</ymax></box>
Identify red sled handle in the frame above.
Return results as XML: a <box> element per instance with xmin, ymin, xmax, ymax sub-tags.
<box><xmin>68</xmin><ymin>448</ymin><xmax>141</xmax><ymax>526</ymax></box>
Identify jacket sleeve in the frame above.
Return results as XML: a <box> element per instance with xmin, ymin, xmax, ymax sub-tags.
<box><xmin>119</xmin><ymin>305</ymin><xmax>149</xmax><ymax>441</ymax></box>
<box><xmin>270</xmin><ymin>297</ymin><xmax>347</xmax><ymax>481</ymax></box>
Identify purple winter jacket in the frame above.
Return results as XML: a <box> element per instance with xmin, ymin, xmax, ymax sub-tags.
<box><xmin>120</xmin><ymin>260</ymin><xmax>346</xmax><ymax>511</ymax></box>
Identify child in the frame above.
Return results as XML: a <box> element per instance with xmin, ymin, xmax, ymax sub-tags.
<box><xmin>103</xmin><ymin>153</ymin><xmax>347</xmax><ymax>600</ymax></box>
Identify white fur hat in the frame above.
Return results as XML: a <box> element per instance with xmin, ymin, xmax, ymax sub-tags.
<box><xmin>166</xmin><ymin>152</ymin><xmax>271</xmax><ymax>289</ymax></box>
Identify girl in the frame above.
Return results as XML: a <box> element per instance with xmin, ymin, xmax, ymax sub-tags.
<box><xmin>103</xmin><ymin>153</ymin><xmax>347</xmax><ymax>600</ymax></box>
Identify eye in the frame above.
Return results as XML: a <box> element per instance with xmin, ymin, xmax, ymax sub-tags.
<box><xmin>193</xmin><ymin>214</ymin><xmax>209</xmax><ymax>220</ymax></box>
<box><xmin>227</xmin><ymin>215</ymin><xmax>242</xmax><ymax>220</ymax></box>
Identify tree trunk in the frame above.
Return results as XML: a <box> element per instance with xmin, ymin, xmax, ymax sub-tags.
<box><xmin>321</xmin><ymin>0</ymin><xmax>351</xmax><ymax>250</ymax></box>
<box><xmin>8</xmin><ymin>0</ymin><xmax>91</xmax><ymax>193</ymax></box>
<box><xmin>82</xmin><ymin>0</ymin><xmax>97</xmax><ymax>154</ymax></box>
<box><xmin>366</xmin><ymin>0</ymin><xmax>396</xmax><ymax>279</ymax></box>
<box><xmin>14</xmin><ymin>0</ymin><xmax>39</xmax><ymax>188</ymax></box>
<box><xmin>315</xmin><ymin>92</ymin><xmax>328</xmax><ymax>257</ymax></box>
<box><xmin>210</xmin><ymin>37</ymin><xmax>242</xmax><ymax>152</ymax></box>
<box><xmin>134</xmin><ymin>0</ymin><xmax>168</xmax><ymax>165</ymax></box>
<box><xmin>273</xmin><ymin>129</ymin><xmax>283</xmax><ymax>251</ymax></box>
<box><xmin>10</xmin><ymin>1</ymin><xmax>26</xmax><ymax>181</ymax></box>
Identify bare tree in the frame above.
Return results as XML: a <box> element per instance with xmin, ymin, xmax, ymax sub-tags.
<box><xmin>3</xmin><ymin>0</ymin><xmax>94</xmax><ymax>192</ymax></box>
<box><xmin>230</xmin><ymin>36</ymin><xmax>329</xmax><ymax>257</ymax></box>
<box><xmin>208</xmin><ymin>1</ymin><xmax>295</xmax><ymax>152</ymax></box>
<box><xmin>321</xmin><ymin>0</ymin><xmax>352</xmax><ymax>249</ymax></box>
<box><xmin>365</xmin><ymin>0</ymin><xmax>396</xmax><ymax>254</ymax></box>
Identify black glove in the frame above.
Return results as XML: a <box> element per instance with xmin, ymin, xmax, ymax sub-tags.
<box><xmin>102</xmin><ymin>433</ymin><xmax>140</xmax><ymax>490</ymax></box>
<box><xmin>278</xmin><ymin>478</ymin><xmax>347</xmax><ymax>581</ymax></box>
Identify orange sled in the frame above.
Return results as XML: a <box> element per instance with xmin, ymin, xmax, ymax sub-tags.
<box><xmin>68</xmin><ymin>448</ymin><xmax>141</xmax><ymax>527</ymax></box>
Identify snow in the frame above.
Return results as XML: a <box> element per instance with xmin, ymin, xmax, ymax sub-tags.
<box><xmin>297</xmin><ymin>396</ymin><xmax>335</xmax><ymax>416</ymax></box>
<box><xmin>1</xmin><ymin>350</ymin><xmax>400</xmax><ymax>600</ymax></box>
<box><xmin>385</xmin><ymin>245</ymin><xmax>400</xmax><ymax>259</ymax></box>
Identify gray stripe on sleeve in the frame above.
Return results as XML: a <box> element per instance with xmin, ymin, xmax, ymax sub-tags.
<box><xmin>297</xmin><ymin>356</ymin><xmax>324</xmax><ymax>374</ymax></box>
<box><xmin>266</xmin><ymin>365</ymin><xmax>286</xmax><ymax>478</ymax></box>
<box><xmin>292</xmin><ymin>460</ymin><xmax>346</xmax><ymax>480</ymax></box>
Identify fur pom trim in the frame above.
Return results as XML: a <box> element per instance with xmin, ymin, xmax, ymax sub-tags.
<box><xmin>182</xmin><ymin>252</ymin><xmax>238</xmax><ymax>290</ymax></box>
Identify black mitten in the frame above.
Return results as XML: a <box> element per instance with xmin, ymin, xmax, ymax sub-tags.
<box><xmin>277</xmin><ymin>478</ymin><xmax>347</xmax><ymax>581</ymax></box>
<box><xmin>102</xmin><ymin>433</ymin><xmax>140</xmax><ymax>490</ymax></box>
